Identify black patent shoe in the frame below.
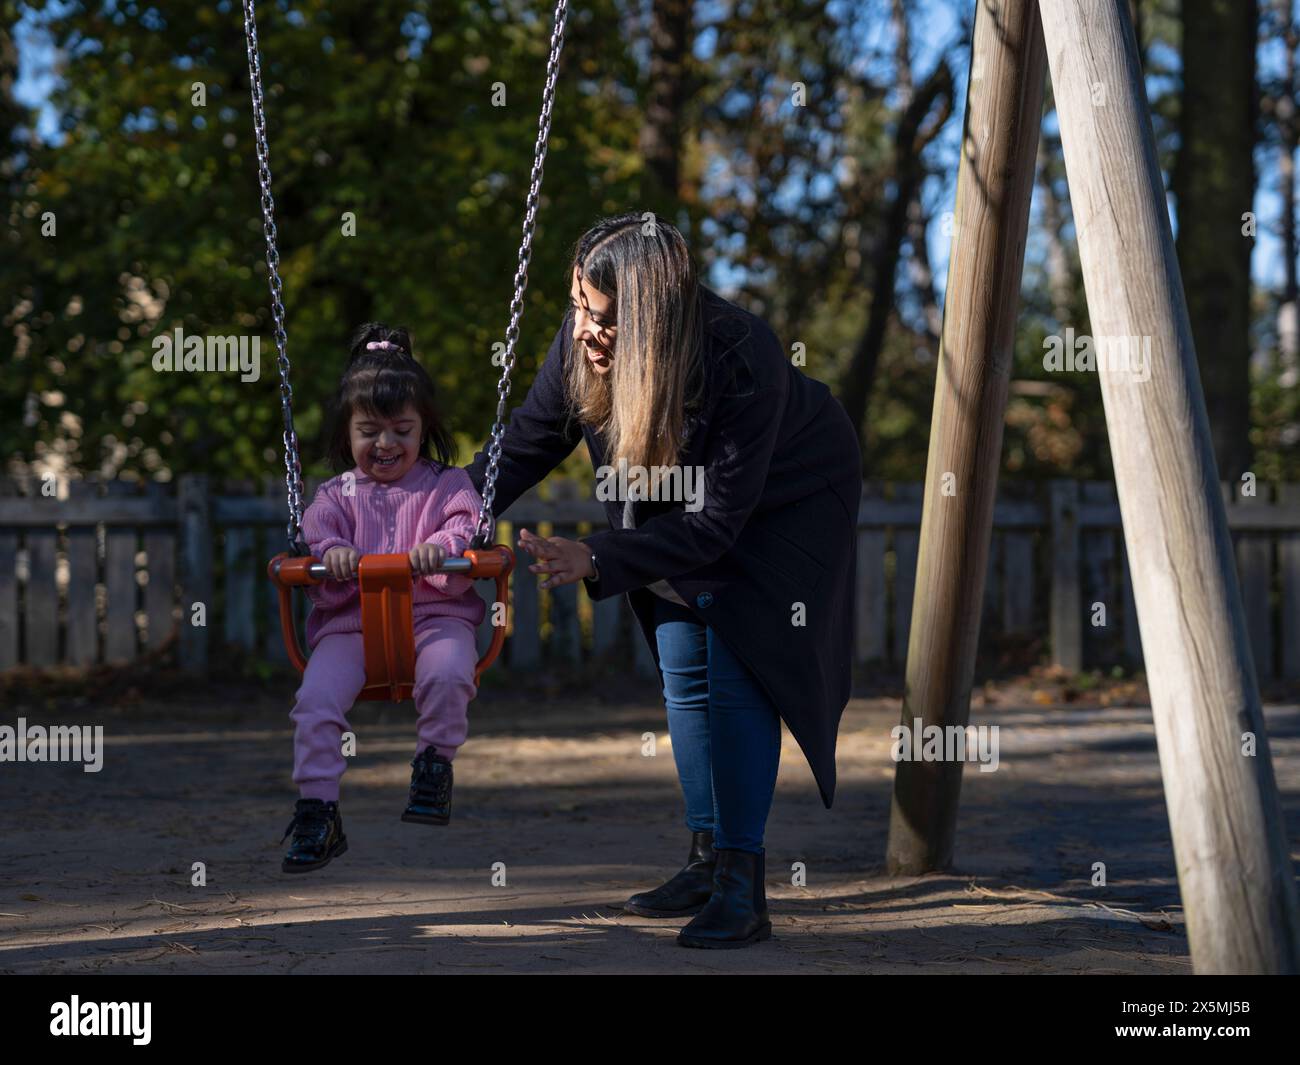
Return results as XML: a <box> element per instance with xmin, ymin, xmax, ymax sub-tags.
<box><xmin>677</xmin><ymin>847</ymin><xmax>772</xmax><ymax>949</ymax></box>
<box><xmin>280</xmin><ymin>798</ymin><xmax>348</xmax><ymax>874</ymax></box>
<box><xmin>623</xmin><ymin>829</ymin><xmax>717</xmax><ymax>917</ymax></box>
<box><xmin>402</xmin><ymin>747</ymin><xmax>453</xmax><ymax>825</ymax></box>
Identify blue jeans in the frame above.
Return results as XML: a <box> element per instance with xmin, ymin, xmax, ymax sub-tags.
<box><xmin>651</xmin><ymin>595</ymin><xmax>782</xmax><ymax>853</ymax></box>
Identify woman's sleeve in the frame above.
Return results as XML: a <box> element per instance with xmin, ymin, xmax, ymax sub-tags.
<box><xmin>579</xmin><ymin>357</ymin><xmax>791</xmax><ymax>601</ymax></box>
<box><xmin>464</xmin><ymin>313</ymin><xmax>583</xmax><ymax>518</ymax></box>
<box><xmin>301</xmin><ymin>482</ymin><xmax>360</xmax><ymax>611</ymax></box>
<box><xmin>420</xmin><ymin>470</ymin><xmax>480</xmax><ymax>597</ymax></box>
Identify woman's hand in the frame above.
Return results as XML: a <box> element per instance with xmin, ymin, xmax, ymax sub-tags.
<box><xmin>409</xmin><ymin>542</ymin><xmax>446</xmax><ymax>577</ymax></box>
<box><xmin>322</xmin><ymin>546</ymin><xmax>360</xmax><ymax>580</ymax></box>
<box><xmin>517</xmin><ymin>528</ymin><xmax>594</xmax><ymax>590</ymax></box>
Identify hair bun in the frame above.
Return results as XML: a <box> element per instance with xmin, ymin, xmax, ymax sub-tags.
<box><xmin>349</xmin><ymin>321</ymin><xmax>413</xmax><ymax>362</ymax></box>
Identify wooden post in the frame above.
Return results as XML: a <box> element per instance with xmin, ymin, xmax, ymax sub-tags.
<box><xmin>1039</xmin><ymin>0</ymin><xmax>1300</xmax><ymax>973</ymax></box>
<box><xmin>177</xmin><ymin>474</ymin><xmax>212</xmax><ymax>674</ymax></box>
<box><xmin>886</xmin><ymin>0</ymin><xmax>1046</xmax><ymax>874</ymax></box>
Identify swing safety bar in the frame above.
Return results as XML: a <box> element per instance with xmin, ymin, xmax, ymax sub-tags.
<box><xmin>268</xmin><ymin>546</ymin><xmax>515</xmax><ymax>700</ymax></box>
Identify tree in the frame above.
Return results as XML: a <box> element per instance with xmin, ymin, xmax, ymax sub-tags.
<box><xmin>1174</xmin><ymin>0</ymin><xmax>1258</xmax><ymax>481</ymax></box>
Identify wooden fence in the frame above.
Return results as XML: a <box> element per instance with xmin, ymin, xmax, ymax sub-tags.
<box><xmin>0</xmin><ymin>477</ymin><xmax>1297</xmax><ymax>681</ymax></box>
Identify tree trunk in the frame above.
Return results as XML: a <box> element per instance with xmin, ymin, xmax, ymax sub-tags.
<box><xmin>840</xmin><ymin>61</ymin><xmax>953</xmax><ymax>456</ymax></box>
<box><xmin>1174</xmin><ymin>0</ymin><xmax>1258</xmax><ymax>480</ymax></box>
<box><xmin>639</xmin><ymin>0</ymin><xmax>692</xmax><ymax>215</ymax></box>
<box><xmin>1277</xmin><ymin>0</ymin><xmax>1298</xmax><ymax>381</ymax></box>
<box><xmin>1038</xmin><ymin>134</ymin><xmax>1074</xmax><ymax>323</ymax></box>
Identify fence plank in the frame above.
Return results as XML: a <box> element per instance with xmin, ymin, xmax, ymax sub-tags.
<box><xmin>547</xmin><ymin>484</ymin><xmax>582</xmax><ymax>664</ymax></box>
<box><xmin>223</xmin><ymin>526</ymin><xmax>257</xmax><ymax>649</ymax></box>
<box><xmin>1279</xmin><ymin>484</ymin><xmax>1300</xmax><ymax>681</ymax></box>
<box><xmin>1236</xmin><ymin>481</ymin><xmax>1274</xmax><ymax>681</ymax></box>
<box><xmin>177</xmin><ymin>475</ymin><xmax>212</xmax><ymax>671</ymax></box>
<box><xmin>510</xmin><ymin>557</ymin><xmax>541</xmax><ymax>670</ymax></box>
<box><xmin>0</xmin><ymin>477</ymin><xmax>20</xmax><ymax>669</ymax></box>
<box><xmin>856</xmin><ymin>481</ymin><xmax>887</xmax><ymax>664</ymax></box>
<box><xmin>65</xmin><ymin>481</ymin><xmax>100</xmax><ymax>667</ymax></box>
<box><xmin>143</xmin><ymin>484</ymin><xmax>176</xmax><ymax>652</ymax></box>
<box><xmin>1081</xmin><ymin>482</ymin><xmax>1120</xmax><ymax>667</ymax></box>
<box><xmin>261</xmin><ymin>480</ymin><xmax>289</xmax><ymax>664</ymax></box>
<box><xmin>1049</xmin><ymin>479</ymin><xmax>1082</xmax><ymax>670</ymax></box>
<box><xmin>25</xmin><ymin>513</ymin><xmax>59</xmax><ymax>667</ymax></box>
<box><xmin>891</xmin><ymin>483</ymin><xmax>923</xmax><ymax>667</ymax></box>
<box><xmin>0</xmin><ymin>496</ymin><xmax>176</xmax><ymax>525</ymax></box>
<box><xmin>1001</xmin><ymin>530</ymin><xmax>1035</xmax><ymax>633</ymax></box>
<box><xmin>103</xmin><ymin>483</ymin><xmax>139</xmax><ymax>664</ymax></box>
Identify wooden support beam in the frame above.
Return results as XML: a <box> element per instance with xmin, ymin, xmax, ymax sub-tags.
<box><xmin>886</xmin><ymin>0</ymin><xmax>1046</xmax><ymax>874</ymax></box>
<box><xmin>1039</xmin><ymin>0</ymin><xmax>1299</xmax><ymax>973</ymax></box>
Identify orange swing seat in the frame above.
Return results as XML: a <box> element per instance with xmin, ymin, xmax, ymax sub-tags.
<box><xmin>268</xmin><ymin>546</ymin><xmax>515</xmax><ymax>700</ymax></box>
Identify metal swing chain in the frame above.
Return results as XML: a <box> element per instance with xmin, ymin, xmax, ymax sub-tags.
<box><xmin>243</xmin><ymin>0</ymin><xmax>568</xmax><ymax>553</ymax></box>
<box><xmin>471</xmin><ymin>0</ymin><xmax>571</xmax><ymax>549</ymax></box>
<box><xmin>242</xmin><ymin>0</ymin><xmax>307</xmax><ymax>554</ymax></box>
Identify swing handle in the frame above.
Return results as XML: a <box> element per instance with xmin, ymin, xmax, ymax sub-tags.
<box><xmin>270</xmin><ymin>550</ymin><xmax>509</xmax><ymax>585</ymax></box>
<box><xmin>267</xmin><ymin>546</ymin><xmax>515</xmax><ymax>684</ymax></box>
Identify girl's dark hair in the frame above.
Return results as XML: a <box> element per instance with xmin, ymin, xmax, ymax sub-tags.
<box><xmin>325</xmin><ymin>322</ymin><xmax>456</xmax><ymax>473</ymax></box>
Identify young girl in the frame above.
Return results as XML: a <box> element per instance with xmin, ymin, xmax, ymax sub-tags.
<box><xmin>280</xmin><ymin>322</ymin><xmax>486</xmax><ymax>874</ymax></box>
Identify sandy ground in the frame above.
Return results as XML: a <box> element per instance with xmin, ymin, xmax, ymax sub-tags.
<box><xmin>2</xmin><ymin>674</ymin><xmax>1298</xmax><ymax>975</ymax></box>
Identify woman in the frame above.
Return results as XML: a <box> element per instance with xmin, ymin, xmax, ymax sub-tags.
<box><xmin>466</xmin><ymin>212</ymin><xmax>861</xmax><ymax>949</ymax></box>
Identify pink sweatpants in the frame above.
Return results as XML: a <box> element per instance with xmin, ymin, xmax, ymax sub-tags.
<box><xmin>290</xmin><ymin>615</ymin><xmax>479</xmax><ymax>801</ymax></box>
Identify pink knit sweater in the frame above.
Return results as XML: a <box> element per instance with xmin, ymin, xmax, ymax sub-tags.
<box><xmin>300</xmin><ymin>458</ymin><xmax>487</xmax><ymax>649</ymax></box>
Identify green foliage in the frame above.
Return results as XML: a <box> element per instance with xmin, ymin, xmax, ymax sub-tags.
<box><xmin>4</xmin><ymin>0</ymin><xmax>639</xmax><ymax>481</ymax></box>
<box><xmin>5</xmin><ymin>0</ymin><xmax>1297</xmax><ymax>494</ymax></box>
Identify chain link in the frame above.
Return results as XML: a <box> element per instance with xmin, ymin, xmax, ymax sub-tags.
<box><xmin>243</xmin><ymin>0</ymin><xmax>306</xmax><ymax>554</ymax></box>
<box><xmin>471</xmin><ymin>0</ymin><xmax>571</xmax><ymax>548</ymax></box>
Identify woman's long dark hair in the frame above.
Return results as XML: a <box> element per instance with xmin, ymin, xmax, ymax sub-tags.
<box><xmin>566</xmin><ymin>212</ymin><xmax>706</xmax><ymax>470</ymax></box>
<box><xmin>325</xmin><ymin>322</ymin><xmax>455</xmax><ymax>473</ymax></box>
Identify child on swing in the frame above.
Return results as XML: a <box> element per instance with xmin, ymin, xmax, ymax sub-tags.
<box><xmin>279</xmin><ymin>322</ymin><xmax>486</xmax><ymax>874</ymax></box>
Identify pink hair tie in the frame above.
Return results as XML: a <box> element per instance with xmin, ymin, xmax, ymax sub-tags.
<box><xmin>366</xmin><ymin>340</ymin><xmax>399</xmax><ymax>352</ymax></box>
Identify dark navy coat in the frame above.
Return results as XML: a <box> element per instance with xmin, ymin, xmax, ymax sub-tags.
<box><xmin>466</xmin><ymin>286</ymin><xmax>861</xmax><ymax>807</ymax></box>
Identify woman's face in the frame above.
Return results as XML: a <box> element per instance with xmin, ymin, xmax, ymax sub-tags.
<box><xmin>350</xmin><ymin>403</ymin><xmax>422</xmax><ymax>483</ymax></box>
<box><xmin>570</xmin><ymin>266</ymin><xmax>617</xmax><ymax>376</ymax></box>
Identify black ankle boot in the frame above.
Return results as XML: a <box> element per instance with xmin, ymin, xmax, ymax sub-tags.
<box><xmin>402</xmin><ymin>747</ymin><xmax>453</xmax><ymax>825</ymax></box>
<box><xmin>677</xmin><ymin>847</ymin><xmax>772</xmax><ymax>948</ymax></box>
<box><xmin>623</xmin><ymin>829</ymin><xmax>716</xmax><ymax>917</ymax></box>
<box><xmin>280</xmin><ymin>798</ymin><xmax>348</xmax><ymax>874</ymax></box>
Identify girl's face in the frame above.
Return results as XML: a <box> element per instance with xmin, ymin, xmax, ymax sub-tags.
<box><xmin>570</xmin><ymin>266</ymin><xmax>617</xmax><ymax>376</ymax></box>
<box><xmin>350</xmin><ymin>403</ymin><xmax>422</xmax><ymax>483</ymax></box>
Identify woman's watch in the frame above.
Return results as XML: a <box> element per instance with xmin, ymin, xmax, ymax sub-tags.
<box><xmin>587</xmin><ymin>550</ymin><xmax>600</xmax><ymax>582</ymax></box>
